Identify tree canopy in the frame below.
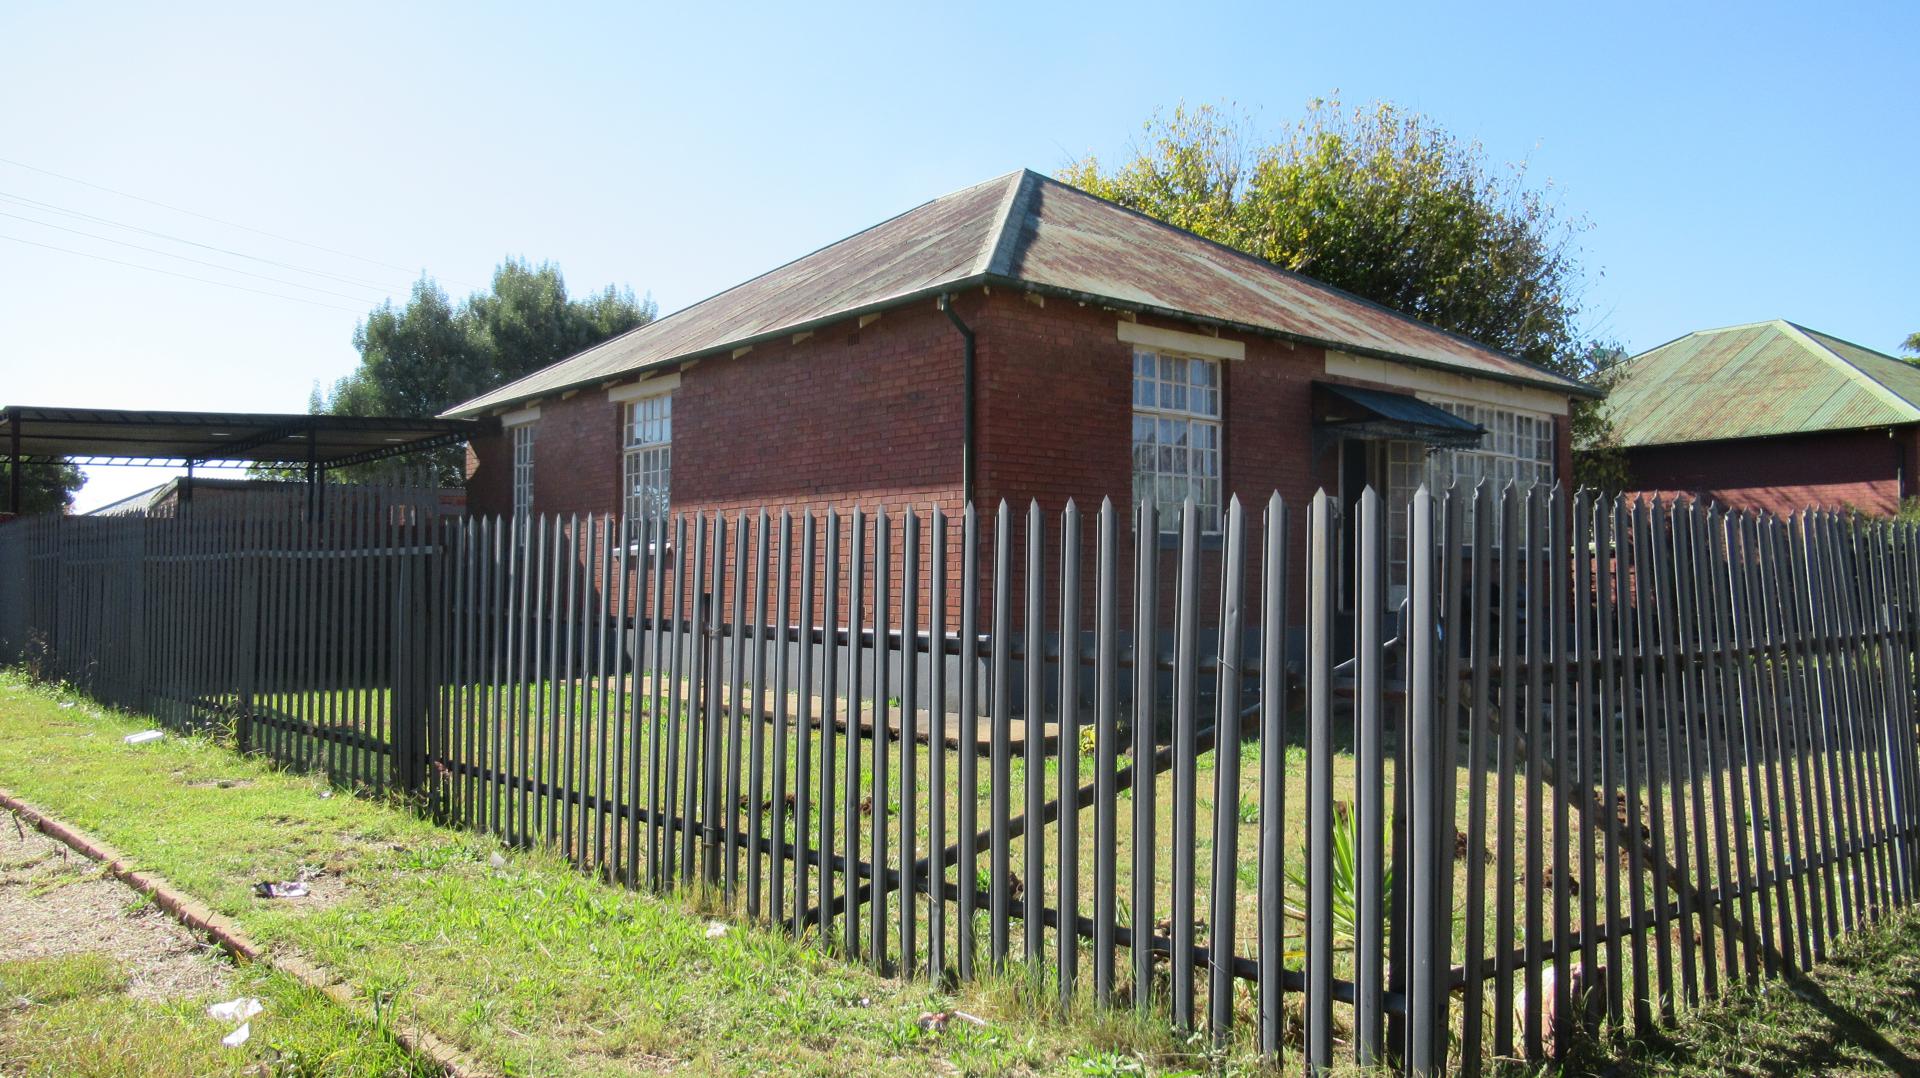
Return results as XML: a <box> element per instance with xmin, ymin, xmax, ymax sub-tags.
<box><xmin>2</xmin><ymin>460</ymin><xmax>84</xmax><ymax>516</ymax></box>
<box><xmin>326</xmin><ymin>258</ymin><xmax>654</xmax><ymax>420</ymax></box>
<box><xmin>316</xmin><ymin>258</ymin><xmax>655</xmax><ymax>481</ymax></box>
<box><xmin>1062</xmin><ymin>98</ymin><xmax>1628</xmax><ymax>490</ymax></box>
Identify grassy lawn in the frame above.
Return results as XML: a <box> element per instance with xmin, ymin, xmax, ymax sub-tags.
<box><xmin>1545</xmin><ymin>903</ymin><xmax>1920</xmax><ymax>1076</ymax></box>
<box><xmin>246</xmin><ymin>671</ymin><xmax>1896</xmax><ymax>1063</ymax></box>
<box><xmin>0</xmin><ymin>954</ymin><xmax>431</xmax><ymax>1077</ymax></box>
<box><xmin>0</xmin><ymin>670</ymin><xmax>1249</xmax><ymax>1077</ymax></box>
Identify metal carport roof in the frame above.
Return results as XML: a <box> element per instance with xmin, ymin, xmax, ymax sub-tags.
<box><xmin>1</xmin><ymin>405</ymin><xmax>487</xmax><ymax>468</ymax></box>
<box><xmin>2</xmin><ymin>404</ymin><xmax>490</xmax><ymax>513</ymax></box>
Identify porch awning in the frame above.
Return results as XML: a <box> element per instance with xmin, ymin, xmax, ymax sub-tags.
<box><xmin>1312</xmin><ymin>382</ymin><xmax>1486</xmax><ymax>449</ymax></box>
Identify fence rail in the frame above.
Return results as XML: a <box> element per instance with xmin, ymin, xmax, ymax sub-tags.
<box><xmin>3</xmin><ymin>482</ymin><xmax>1918</xmax><ymax>1075</ymax></box>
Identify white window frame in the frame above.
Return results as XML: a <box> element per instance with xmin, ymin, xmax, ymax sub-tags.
<box><xmin>622</xmin><ymin>389</ymin><xmax>672</xmax><ymax>523</ymax></box>
<box><xmin>1384</xmin><ymin>396</ymin><xmax>1556</xmax><ymax>587</ymax></box>
<box><xmin>1130</xmin><ymin>347</ymin><xmax>1223</xmax><ymax>533</ymax></box>
<box><xmin>510</xmin><ymin>422</ymin><xmax>535</xmax><ymax>523</ymax></box>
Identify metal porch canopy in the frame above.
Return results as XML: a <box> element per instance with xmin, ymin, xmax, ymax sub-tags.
<box><xmin>1311</xmin><ymin>381</ymin><xmax>1486</xmax><ymax>450</ymax></box>
<box><xmin>2</xmin><ymin>404</ymin><xmax>490</xmax><ymax>513</ymax></box>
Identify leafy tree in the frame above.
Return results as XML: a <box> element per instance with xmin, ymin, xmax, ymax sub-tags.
<box><xmin>317</xmin><ymin>258</ymin><xmax>655</xmax><ymax>482</ymax></box>
<box><xmin>1903</xmin><ymin>332</ymin><xmax>1920</xmax><ymax>362</ymax></box>
<box><xmin>1063</xmin><ymin>98</ymin><xmax>1628</xmax><ymax>492</ymax></box>
<box><xmin>2</xmin><ymin>460</ymin><xmax>84</xmax><ymax>516</ymax></box>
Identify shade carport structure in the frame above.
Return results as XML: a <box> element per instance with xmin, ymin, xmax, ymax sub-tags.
<box><xmin>1</xmin><ymin>405</ymin><xmax>490</xmax><ymax>514</ymax></box>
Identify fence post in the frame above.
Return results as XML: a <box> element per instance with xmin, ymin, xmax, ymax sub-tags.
<box><xmin>392</xmin><ymin>543</ymin><xmax>431</xmax><ymax>795</ymax></box>
<box><xmin>235</xmin><ymin>537</ymin><xmax>261</xmax><ymax>756</ymax></box>
<box><xmin>1406</xmin><ymin>485</ymin><xmax>1446</xmax><ymax>1074</ymax></box>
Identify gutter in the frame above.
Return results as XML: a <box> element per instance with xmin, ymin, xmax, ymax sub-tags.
<box><xmin>939</xmin><ymin>294</ymin><xmax>977</xmax><ymax>505</ymax></box>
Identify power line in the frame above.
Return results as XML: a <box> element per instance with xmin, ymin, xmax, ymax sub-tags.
<box><xmin>0</xmin><ymin>209</ymin><xmax>392</xmax><ymax>305</ymax></box>
<box><xmin>0</xmin><ymin>189</ymin><xmax>408</xmax><ymax>293</ymax></box>
<box><xmin>0</xmin><ymin>154</ymin><xmax>475</xmax><ymax>287</ymax></box>
<box><xmin>0</xmin><ymin>232</ymin><xmax>366</xmax><ymax>314</ymax></box>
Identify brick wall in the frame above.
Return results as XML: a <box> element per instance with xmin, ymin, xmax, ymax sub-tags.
<box><xmin>463</xmin><ymin>285</ymin><xmax>1576</xmax><ymax>629</ymax></box>
<box><xmin>1623</xmin><ymin>426</ymin><xmax>1916</xmax><ymax>517</ymax></box>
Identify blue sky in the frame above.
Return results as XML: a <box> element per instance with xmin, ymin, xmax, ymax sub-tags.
<box><xmin>2</xmin><ymin>1</ymin><xmax>1914</xmax><ymax>510</ymax></box>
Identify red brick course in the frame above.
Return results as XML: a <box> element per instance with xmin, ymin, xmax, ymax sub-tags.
<box><xmin>466</xmin><ymin>285</ymin><xmax>1576</xmax><ymax>627</ymax></box>
<box><xmin>1623</xmin><ymin>427</ymin><xmax>1918</xmax><ymax>518</ymax></box>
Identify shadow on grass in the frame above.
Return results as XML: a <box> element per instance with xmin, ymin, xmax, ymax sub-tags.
<box><xmin>1575</xmin><ymin>912</ymin><xmax>1920</xmax><ymax>1077</ymax></box>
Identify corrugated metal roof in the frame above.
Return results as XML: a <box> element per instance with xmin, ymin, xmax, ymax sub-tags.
<box><xmin>1607</xmin><ymin>320</ymin><xmax>1920</xmax><ymax>447</ymax></box>
<box><xmin>445</xmin><ymin>169</ymin><xmax>1592</xmax><ymax>418</ymax></box>
<box><xmin>1316</xmin><ymin>382</ymin><xmax>1484</xmax><ymax>433</ymax></box>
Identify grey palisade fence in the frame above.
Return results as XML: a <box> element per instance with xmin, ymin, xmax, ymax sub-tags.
<box><xmin>3</xmin><ymin>481</ymin><xmax>1919</xmax><ymax>1075</ymax></box>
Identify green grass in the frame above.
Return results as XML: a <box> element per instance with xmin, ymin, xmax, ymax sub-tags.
<box><xmin>1540</xmin><ymin>904</ymin><xmax>1920</xmax><ymax>1076</ymax></box>
<box><xmin>235</xmin><ymin>670</ymin><xmax>1899</xmax><ymax>1064</ymax></box>
<box><xmin>0</xmin><ymin>953</ymin><xmax>429</xmax><ymax>1077</ymax></box>
<box><xmin>0</xmin><ymin>671</ymin><xmax>1256</xmax><ymax>1077</ymax></box>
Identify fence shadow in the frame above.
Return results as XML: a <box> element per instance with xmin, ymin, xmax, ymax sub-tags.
<box><xmin>7</xmin><ymin>485</ymin><xmax>1920</xmax><ymax>1077</ymax></box>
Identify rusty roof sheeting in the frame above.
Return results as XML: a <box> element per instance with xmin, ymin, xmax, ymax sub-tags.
<box><xmin>446</xmin><ymin>169</ymin><xmax>1590</xmax><ymax>418</ymax></box>
<box><xmin>1607</xmin><ymin>320</ymin><xmax>1920</xmax><ymax>447</ymax></box>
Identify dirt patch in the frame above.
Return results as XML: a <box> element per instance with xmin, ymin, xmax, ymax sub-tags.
<box><xmin>0</xmin><ymin>814</ymin><xmax>232</xmax><ymax>1000</ymax></box>
<box><xmin>183</xmin><ymin>778</ymin><xmax>254</xmax><ymax>790</ymax></box>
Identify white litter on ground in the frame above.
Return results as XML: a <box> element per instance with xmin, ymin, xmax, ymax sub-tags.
<box><xmin>222</xmin><ymin>1021</ymin><xmax>251</xmax><ymax>1048</ymax></box>
<box><xmin>122</xmin><ymin>730</ymin><xmax>163</xmax><ymax>745</ymax></box>
<box><xmin>207</xmin><ymin>997</ymin><xmax>263</xmax><ymax>1022</ymax></box>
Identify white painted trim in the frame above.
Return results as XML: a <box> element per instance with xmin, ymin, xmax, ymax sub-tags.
<box><xmin>606</xmin><ymin>372</ymin><xmax>681</xmax><ymax>404</ymax></box>
<box><xmin>1324</xmin><ymin>350</ymin><xmax>1570</xmax><ymax>416</ymax></box>
<box><xmin>501</xmin><ymin>405</ymin><xmax>541</xmax><ymax>428</ymax></box>
<box><xmin>1118</xmin><ymin>320</ymin><xmax>1245</xmax><ymax>362</ymax></box>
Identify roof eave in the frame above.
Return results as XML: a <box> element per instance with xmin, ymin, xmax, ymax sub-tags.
<box><xmin>440</xmin><ymin>273</ymin><xmax>1000</xmax><ymax>419</ymax></box>
<box><xmin>995</xmin><ymin>276</ymin><xmax>1603</xmax><ymax>401</ymax></box>
<box><xmin>442</xmin><ymin>272</ymin><xmax>1600</xmax><ymax>421</ymax></box>
<box><xmin>1616</xmin><ymin>420</ymin><xmax>1920</xmax><ymax>451</ymax></box>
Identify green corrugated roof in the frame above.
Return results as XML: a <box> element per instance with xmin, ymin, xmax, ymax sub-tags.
<box><xmin>1607</xmin><ymin>320</ymin><xmax>1920</xmax><ymax>447</ymax></box>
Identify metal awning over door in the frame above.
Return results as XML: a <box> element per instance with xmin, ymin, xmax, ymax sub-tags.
<box><xmin>1311</xmin><ymin>381</ymin><xmax>1486</xmax><ymax>450</ymax></box>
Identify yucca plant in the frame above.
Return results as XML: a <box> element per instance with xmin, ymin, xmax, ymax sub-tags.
<box><xmin>1281</xmin><ymin>802</ymin><xmax>1391</xmax><ymax>955</ymax></box>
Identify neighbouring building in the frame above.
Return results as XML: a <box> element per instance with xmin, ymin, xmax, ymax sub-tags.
<box><xmin>447</xmin><ymin>169</ymin><xmax>1596</xmax><ymax>606</ymax></box>
<box><xmin>1609</xmin><ymin>320</ymin><xmax>1920</xmax><ymax>517</ymax></box>
<box><xmin>87</xmin><ymin>476</ymin><xmax>466</xmax><ymax>518</ymax></box>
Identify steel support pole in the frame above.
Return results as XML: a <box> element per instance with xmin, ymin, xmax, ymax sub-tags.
<box><xmin>7</xmin><ymin>409</ymin><xmax>20</xmax><ymax>516</ymax></box>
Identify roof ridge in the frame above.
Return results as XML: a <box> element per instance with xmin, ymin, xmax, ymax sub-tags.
<box><xmin>975</xmin><ymin>169</ymin><xmax>1037</xmax><ymax>278</ymax></box>
<box><xmin>1778</xmin><ymin>320</ymin><xmax>1920</xmax><ymax>419</ymax></box>
<box><xmin>444</xmin><ymin>172</ymin><xmax>1021</xmax><ymax>417</ymax></box>
<box><xmin>1021</xmin><ymin>170</ymin><xmax>1589</xmax><ymax>394</ymax></box>
<box><xmin>1789</xmin><ymin>321</ymin><xmax>1909</xmax><ymax>364</ymax></box>
<box><xmin>1694</xmin><ymin>318</ymin><xmax>1791</xmax><ymax>335</ymax></box>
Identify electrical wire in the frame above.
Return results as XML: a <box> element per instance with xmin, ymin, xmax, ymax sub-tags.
<box><xmin>0</xmin><ymin>232</ymin><xmax>365</xmax><ymax>314</ymax></box>
<box><xmin>0</xmin><ymin>155</ymin><xmax>475</xmax><ymax>287</ymax></box>
<box><xmin>0</xmin><ymin>209</ymin><xmax>391</xmax><ymax>305</ymax></box>
<box><xmin>0</xmin><ymin>189</ymin><xmax>407</xmax><ymax>292</ymax></box>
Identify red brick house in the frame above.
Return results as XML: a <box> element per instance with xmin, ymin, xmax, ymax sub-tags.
<box><xmin>1610</xmin><ymin>320</ymin><xmax>1920</xmax><ymax>517</ymax></box>
<box><xmin>448</xmin><ymin>169</ymin><xmax>1595</xmax><ymax>602</ymax></box>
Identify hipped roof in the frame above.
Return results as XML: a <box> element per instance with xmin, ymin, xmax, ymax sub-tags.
<box><xmin>1607</xmin><ymin>320</ymin><xmax>1920</xmax><ymax>447</ymax></box>
<box><xmin>446</xmin><ymin>169</ymin><xmax>1594</xmax><ymax>418</ymax></box>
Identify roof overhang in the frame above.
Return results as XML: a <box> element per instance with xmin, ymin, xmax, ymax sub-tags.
<box><xmin>1</xmin><ymin>406</ymin><xmax>493</xmax><ymax>469</ymax></box>
<box><xmin>1312</xmin><ymin>381</ymin><xmax>1487</xmax><ymax>451</ymax></box>
<box><xmin>445</xmin><ymin>276</ymin><xmax>1601</xmax><ymax>420</ymax></box>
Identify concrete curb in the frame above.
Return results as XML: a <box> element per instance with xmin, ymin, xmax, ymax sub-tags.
<box><xmin>0</xmin><ymin>784</ymin><xmax>491</xmax><ymax>1078</ymax></box>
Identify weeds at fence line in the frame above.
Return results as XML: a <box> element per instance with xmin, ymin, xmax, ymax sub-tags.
<box><xmin>4</xmin><ymin>480</ymin><xmax>1919</xmax><ymax>1075</ymax></box>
